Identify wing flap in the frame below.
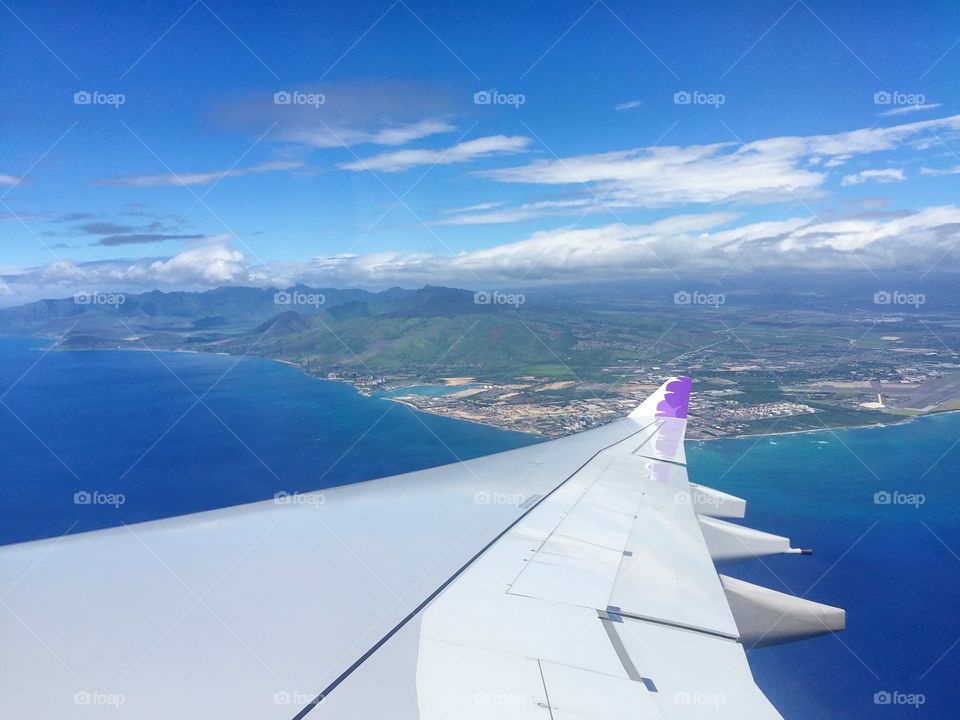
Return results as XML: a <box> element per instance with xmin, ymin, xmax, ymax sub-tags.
<box><xmin>540</xmin><ymin>661</ymin><xmax>665</xmax><ymax>719</ymax></box>
<box><xmin>613</xmin><ymin>616</ymin><xmax>781</xmax><ymax>719</ymax></box>
<box><xmin>608</xmin><ymin>460</ymin><xmax>740</xmax><ymax>637</ymax></box>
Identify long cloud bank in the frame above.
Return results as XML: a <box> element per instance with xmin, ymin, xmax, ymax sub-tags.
<box><xmin>4</xmin><ymin>206</ymin><xmax>959</xmax><ymax>303</ymax></box>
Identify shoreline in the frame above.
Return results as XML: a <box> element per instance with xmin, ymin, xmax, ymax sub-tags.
<box><xmin>693</xmin><ymin>407</ymin><xmax>960</xmax><ymax>443</ymax></box>
<box><xmin>9</xmin><ymin>334</ymin><xmax>956</xmax><ymax>443</ymax></box>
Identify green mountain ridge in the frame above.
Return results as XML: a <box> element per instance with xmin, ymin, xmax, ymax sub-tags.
<box><xmin>0</xmin><ymin>285</ymin><xmax>589</xmax><ymax>382</ymax></box>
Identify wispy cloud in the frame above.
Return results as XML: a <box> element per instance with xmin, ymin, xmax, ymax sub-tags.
<box><xmin>841</xmin><ymin>168</ymin><xmax>905</xmax><ymax>186</ymax></box>
<box><xmin>338</xmin><ymin>135</ymin><xmax>530</xmax><ymax>173</ymax></box>
<box><xmin>920</xmin><ymin>164</ymin><xmax>960</xmax><ymax>177</ymax></box>
<box><xmin>215</xmin><ymin>80</ymin><xmax>457</xmax><ymax>151</ymax></box>
<box><xmin>99</xmin><ymin>160</ymin><xmax>302</xmax><ymax>188</ymax></box>
<box><xmin>434</xmin><ymin>198</ymin><xmax>595</xmax><ymax>226</ymax></box>
<box><xmin>94</xmin><ymin>233</ymin><xmax>204</xmax><ymax>247</ymax></box>
<box><xmin>287</xmin><ymin>119</ymin><xmax>455</xmax><ymax>149</ymax></box>
<box><xmin>10</xmin><ymin>206</ymin><xmax>960</xmax><ymax>301</ymax></box>
<box><xmin>0</xmin><ymin>173</ymin><xmax>22</xmax><ymax>187</ymax></box>
<box><xmin>614</xmin><ymin>100</ymin><xmax>643</xmax><ymax>111</ymax></box>
<box><xmin>54</xmin><ymin>212</ymin><xmax>96</xmax><ymax>223</ymax></box>
<box><xmin>440</xmin><ymin>201</ymin><xmax>504</xmax><ymax>214</ymax></box>
<box><xmin>879</xmin><ymin>103</ymin><xmax>941</xmax><ymax>117</ymax></box>
<box><xmin>480</xmin><ymin>115</ymin><xmax>960</xmax><ymax>208</ymax></box>
<box><xmin>78</xmin><ymin>222</ymin><xmax>135</xmax><ymax>235</ymax></box>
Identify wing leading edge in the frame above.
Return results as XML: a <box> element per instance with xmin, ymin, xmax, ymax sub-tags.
<box><xmin>0</xmin><ymin>377</ymin><xmax>843</xmax><ymax>719</ymax></box>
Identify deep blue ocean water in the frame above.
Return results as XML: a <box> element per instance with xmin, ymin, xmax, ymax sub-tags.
<box><xmin>2</xmin><ymin>335</ymin><xmax>958</xmax><ymax>718</ymax></box>
<box><xmin>0</xmin><ymin>336</ymin><xmax>535</xmax><ymax>544</ymax></box>
<box><xmin>689</xmin><ymin>417</ymin><xmax>960</xmax><ymax>718</ymax></box>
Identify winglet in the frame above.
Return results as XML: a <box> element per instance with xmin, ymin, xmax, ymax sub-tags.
<box><xmin>629</xmin><ymin>376</ymin><xmax>691</xmax><ymax>420</ymax></box>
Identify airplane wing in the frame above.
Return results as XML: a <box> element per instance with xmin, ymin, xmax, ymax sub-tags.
<box><xmin>0</xmin><ymin>377</ymin><xmax>843</xmax><ymax>719</ymax></box>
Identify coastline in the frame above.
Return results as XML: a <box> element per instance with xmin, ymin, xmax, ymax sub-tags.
<box><xmin>693</xmin><ymin>407</ymin><xmax>960</xmax><ymax>443</ymax></box>
<box><xmin>8</xmin><ymin>335</ymin><xmax>954</xmax><ymax>443</ymax></box>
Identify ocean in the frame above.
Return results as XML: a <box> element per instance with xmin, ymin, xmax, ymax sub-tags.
<box><xmin>1</xmin><ymin>335</ymin><xmax>957</xmax><ymax>717</ymax></box>
<box><xmin>0</xmin><ymin>336</ymin><xmax>535</xmax><ymax>545</ymax></box>
<box><xmin>691</xmin><ymin>418</ymin><xmax>960</xmax><ymax>718</ymax></box>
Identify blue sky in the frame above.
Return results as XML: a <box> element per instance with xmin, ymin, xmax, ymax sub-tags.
<box><xmin>2</xmin><ymin>0</ymin><xmax>960</xmax><ymax>301</ymax></box>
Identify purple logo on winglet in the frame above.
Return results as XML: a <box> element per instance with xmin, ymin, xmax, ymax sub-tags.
<box><xmin>655</xmin><ymin>376</ymin><xmax>691</xmax><ymax>419</ymax></box>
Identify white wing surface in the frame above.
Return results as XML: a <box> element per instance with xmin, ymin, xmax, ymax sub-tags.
<box><xmin>0</xmin><ymin>377</ymin><xmax>843</xmax><ymax>719</ymax></box>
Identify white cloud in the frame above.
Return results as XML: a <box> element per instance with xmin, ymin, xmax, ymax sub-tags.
<box><xmin>287</xmin><ymin>119</ymin><xmax>456</xmax><ymax>149</ymax></box>
<box><xmin>215</xmin><ymin>80</ymin><xmax>457</xmax><ymax>152</ymax></box>
<box><xmin>434</xmin><ymin>198</ymin><xmax>596</xmax><ymax>225</ymax></box>
<box><xmin>338</xmin><ymin>135</ymin><xmax>530</xmax><ymax>173</ymax></box>
<box><xmin>144</xmin><ymin>242</ymin><xmax>248</xmax><ymax>285</ymax></box>
<box><xmin>0</xmin><ymin>173</ymin><xmax>21</xmax><ymax>187</ymax></box>
<box><xmin>440</xmin><ymin>201</ymin><xmax>504</xmax><ymax>214</ymax></box>
<box><xmin>920</xmin><ymin>164</ymin><xmax>960</xmax><ymax>177</ymax></box>
<box><xmin>879</xmin><ymin>103</ymin><xmax>942</xmax><ymax>117</ymax></box>
<box><xmin>481</xmin><ymin>115</ymin><xmax>960</xmax><ymax>208</ymax></box>
<box><xmin>614</xmin><ymin>100</ymin><xmax>643</xmax><ymax>111</ymax></box>
<box><xmin>100</xmin><ymin>160</ymin><xmax>303</xmax><ymax>188</ymax></box>
<box><xmin>8</xmin><ymin>207</ymin><xmax>960</xmax><ymax>303</ymax></box>
<box><xmin>4</xmin><ymin>238</ymin><xmax>247</xmax><ymax>300</ymax></box>
<box><xmin>841</xmin><ymin>168</ymin><xmax>905</xmax><ymax>186</ymax></box>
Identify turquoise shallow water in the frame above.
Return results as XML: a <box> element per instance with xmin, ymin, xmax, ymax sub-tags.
<box><xmin>2</xmin><ymin>335</ymin><xmax>958</xmax><ymax>717</ymax></box>
<box><xmin>376</xmin><ymin>383</ymin><xmax>479</xmax><ymax>397</ymax></box>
